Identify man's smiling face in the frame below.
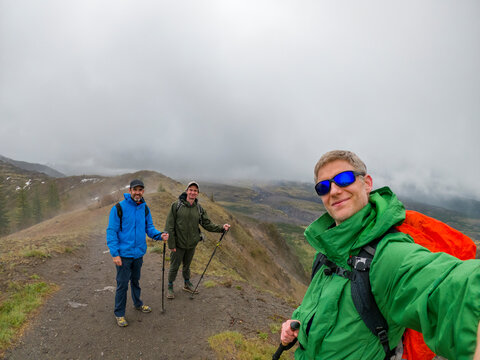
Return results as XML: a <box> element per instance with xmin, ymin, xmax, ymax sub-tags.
<box><xmin>316</xmin><ymin>159</ymin><xmax>372</xmax><ymax>225</ymax></box>
<box><xmin>129</xmin><ymin>186</ymin><xmax>144</xmax><ymax>202</ymax></box>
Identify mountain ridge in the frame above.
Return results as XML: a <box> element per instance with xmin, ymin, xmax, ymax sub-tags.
<box><xmin>0</xmin><ymin>155</ymin><xmax>65</xmax><ymax>178</ymax></box>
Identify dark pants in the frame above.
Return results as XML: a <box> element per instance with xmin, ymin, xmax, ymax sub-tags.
<box><xmin>168</xmin><ymin>247</ymin><xmax>196</xmax><ymax>284</ymax></box>
<box><xmin>114</xmin><ymin>257</ymin><xmax>143</xmax><ymax>317</ymax></box>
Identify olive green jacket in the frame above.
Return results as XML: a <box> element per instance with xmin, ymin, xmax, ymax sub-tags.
<box><xmin>165</xmin><ymin>193</ymin><xmax>223</xmax><ymax>250</ymax></box>
<box><xmin>292</xmin><ymin>187</ymin><xmax>480</xmax><ymax>360</ymax></box>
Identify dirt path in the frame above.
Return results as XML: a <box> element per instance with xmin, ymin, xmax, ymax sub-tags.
<box><xmin>3</xmin><ymin>233</ymin><xmax>295</xmax><ymax>360</ymax></box>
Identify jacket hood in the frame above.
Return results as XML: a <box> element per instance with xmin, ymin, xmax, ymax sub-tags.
<box><xmin>304</xmin><ymin>186</ymin><xmax>405</xmax><ymax>266</ymax></box>
<box><xmin>178</xmin><ymin>192</ymin><xmax>198</xmax><ymax>206</ymax></box>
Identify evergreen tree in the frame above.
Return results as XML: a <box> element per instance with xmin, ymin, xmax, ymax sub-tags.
<box><xmin>47</xmin><ymin>181</ymin><xmax>60</xmax><ymax>213</ymax></box>
<box><xmin>0</xmin><ymin>185</ymin><xmax>10</xmax><ymax>235</ymax></box>
<box><xmin>16</xmin><ymin>188</ymin><xmax>31</xmax><ymax>229</ymax></box>
<box><xmin>32</xmin><ymin>188</ymin><xmax>43</xmax><ymax>223</ymax></box>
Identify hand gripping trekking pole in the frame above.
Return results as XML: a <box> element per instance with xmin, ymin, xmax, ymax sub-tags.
<box><xmin>189</xmin><ymin>229</ymin><xmax>229</xmax><ymax>300</ymax></box>
<box><xmin>272</xmin><ymin>321</ymin><xmax>300</xmax><ymax>360</ymax></box>
<box><xmin>161</xmin><ymin>241</ymin><xmax>166</xmax><ymax>314</ymax></box>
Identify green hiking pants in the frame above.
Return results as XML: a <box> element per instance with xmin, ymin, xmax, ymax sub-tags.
<box><xmin>168</xmin><ymin>247</ymin><xmax>196</xmax><ymax>283</ymax></box>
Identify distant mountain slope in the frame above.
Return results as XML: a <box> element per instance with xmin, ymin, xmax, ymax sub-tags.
<box><xmin>0</xmin><ymin>155</ymin><xmax>65</xmax><ymax>178</ymax></box>
<box><xmin>200</xmin><ymin>181</ymin><xmax>323</xmax><ymax>225</ymax></box>
<box><xmin>200</xmin><ymin>180</ymin><xmax>480</xmax><ymax>247</ymax></box>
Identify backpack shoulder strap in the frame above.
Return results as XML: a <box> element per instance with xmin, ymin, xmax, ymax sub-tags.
<box><xmin>197</xmin><ymin>203</ymin><xmax>204</xmax><ymax>224</ymax></box>
<box><xmin>197</xmin><ymin>203</ymin><xmax>204</xmax><ymax>216</ymax></box>
<box><xmin>311</xmin><ymin>253</ymin><xmax>351</xmax><ymax>280</ymax></box>
<box><xmin>310</xmin><ymin>228</ymin><xmax>398</xmax><ymax>360</ymax></box>
<box><xmin>175</xmin><ymin>199</ymin><xmax>183</xmax><ymax>212</ymax></box>
<box><xmin>115</xmin><ymin>203</ymin><xmax>123</xmax><ymax>231</ymax></box>
<box><xmin>349</xmin><ymin>237</ymin><xmax>393</xmax><ymax>359</ymax></box>
<box><xmin>144</xmin><ymin>204</ymin><xmax>150</xmax><ymax>228</ymax></box>
<box><xmin>172</xmin><ymin>199</ymin><xmax>183</xmax><ymax>222</ymax></box>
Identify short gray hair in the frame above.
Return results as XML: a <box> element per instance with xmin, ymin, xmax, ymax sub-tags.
<box><xmin>314</xmin><ymin>150</ymin><xmax>367</xmax><ymax>183</ymax></box>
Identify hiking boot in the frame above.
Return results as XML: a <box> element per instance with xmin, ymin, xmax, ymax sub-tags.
<box><xmin>183</xmin><ymin>281</ymin><xmax>199</xmax><ymax>294</ymax></box>
<box><xmin>167</xmin><ymin>285</ymin><xmax>175</xmax><ymax>299</ymax></box>
<box><xmin>135</xmin><ymin>304</ymin><xmax>152</xmax><ymax>313</ymax></box>
<box><xmin>116</xmin><ymin>316</ymin><xmax>128</xmax><ymax>327</ymax></box>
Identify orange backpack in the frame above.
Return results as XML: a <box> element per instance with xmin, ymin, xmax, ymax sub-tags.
<box><xmin>398</xmin><ymin>210</ymin><xmax>477</xmax><ymax>360</ymax></box>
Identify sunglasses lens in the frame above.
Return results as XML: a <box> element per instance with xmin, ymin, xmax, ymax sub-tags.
<box><xmin>315</xmin><ymin>171</ymin><xmax>359</xmax><ymax>196</ymax></box>
<box><xmin>315</xmin><ymin>181</ymin><xmax>331</xmax><ymax>196</ymax></box>
<box><xmin>334</xmin><ymin>171</ymin><xmax>356</xmax><ymax>187</ymax></box>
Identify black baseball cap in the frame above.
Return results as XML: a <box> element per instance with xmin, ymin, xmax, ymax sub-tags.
<box><xmin>130</xmin><ymin>179</ymin><xmax>145</xmax><ymax>189</ymax></box>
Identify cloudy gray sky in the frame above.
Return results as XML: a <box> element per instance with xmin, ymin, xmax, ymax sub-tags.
<box><xmin>1</xmin><ymin>1</ymin><xmax>479</xmax><ymax>199</ymax></box>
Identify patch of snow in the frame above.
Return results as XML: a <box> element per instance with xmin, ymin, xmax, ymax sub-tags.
<box><xmin>15</xmin><ymin>186</ymin><xmax>21</xmax><ymax>191</ymax></box>
<box><xmin>81</xmin><ymin>178</ymin><xmax>99</xmax><ymax>183</ymax></box>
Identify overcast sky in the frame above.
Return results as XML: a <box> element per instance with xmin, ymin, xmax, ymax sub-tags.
<box><xmin>1</xmin><ymin>1</ymin><xmax>479</xmax><ymax>200</ymax></box>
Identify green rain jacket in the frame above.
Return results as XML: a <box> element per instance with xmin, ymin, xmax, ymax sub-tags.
<box><xmin>292</xmin><ymin>187</ymin><xmax>480</xmax><ymax>360</ymax></box>
<box><xmin>165</xmin><ymin>192</ymin><xmax>223</xmax><ymax>250</ymax></box>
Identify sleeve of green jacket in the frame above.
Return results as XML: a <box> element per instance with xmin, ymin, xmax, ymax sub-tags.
<box><xmin>165</xmin><ymin>202</ymin><xmax>176</xmax><ymax>249</ymax></box>
<box><xmin>199</xmin><ymin>208</ymin><xmax>224</xmax><ymax>233</ymax></box>
<box><xmin>372</xmin><ymin>235</ymin><xmax>480</xmax><ymax>360</ymax></box>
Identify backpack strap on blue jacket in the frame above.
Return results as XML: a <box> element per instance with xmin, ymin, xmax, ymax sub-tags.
<box><xmin>115</xmin><ymin>203</ymin><xmax>123</xmax><ymax>231</ymax></box>
<box><xmin>115</xmin><ymin>202</ymin><xmax>150</xmax><ymax>232</ymax></box>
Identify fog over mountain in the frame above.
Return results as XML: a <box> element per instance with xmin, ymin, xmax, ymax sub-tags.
<box><xmin>1</xmin><ymin>1</ymin><xmax>479</xmax><ymax>200</ymax></box>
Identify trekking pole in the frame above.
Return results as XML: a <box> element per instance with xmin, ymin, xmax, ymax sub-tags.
<box><xmin>272</xmin><ymin>321</ymin><xmax>300</xmax><ymax>360</ymax></box>
<box><xmin>189</xmin><ymin>229</ymin><xmax>229</xmax><ymax>300</ymax></box>
<box><xmin>161</xmin><ymin>241</ymin><xmax>166</xmax><ymax>314</ymax></box>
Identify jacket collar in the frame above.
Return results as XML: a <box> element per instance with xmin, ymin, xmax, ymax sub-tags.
<box><xmin>179</xmin><ymin>192</ymin><xmax>197</xmax><ymax>207</ymax></box>
<box><xmin>124</xmin><ymin>193</ymin><xmax>145</xmax><ymax>205</ymax></box>
<box><xmin>304</xmin><ymin>187</ymin><xmax>405</xmax><ymax>265</ymax></box>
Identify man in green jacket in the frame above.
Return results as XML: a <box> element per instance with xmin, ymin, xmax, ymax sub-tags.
<box><xmin>280</xmin><ymin>150</ymin><xmax>480</xmax><ymax>360</ymax></box>
<box><xmin>164</xmin><ymin>181</ymin><xmax>230</xmax><ymax>299</ymax></box>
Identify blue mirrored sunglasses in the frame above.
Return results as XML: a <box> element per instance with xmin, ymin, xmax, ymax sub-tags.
<box><xmin>315</xmin><ymin>170</ymin><xmax>365</xmax><ymax>196</ymax></box>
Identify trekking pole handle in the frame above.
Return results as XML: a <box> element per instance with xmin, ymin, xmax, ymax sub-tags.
<box><xmin>272</xmin><ymin>321</ymin><xmax>300</xmax><ymax>360</ymax></box>
<box><xmin>215</xmin><ymin>228</ymin><xmax>229</xmax><ymax>247</ymax></box>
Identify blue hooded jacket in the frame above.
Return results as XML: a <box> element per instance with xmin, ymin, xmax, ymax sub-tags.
<box><xmin>106</xmin><ymin>193</ymin><xmax>162</xmax><ymax>259</ymax></box>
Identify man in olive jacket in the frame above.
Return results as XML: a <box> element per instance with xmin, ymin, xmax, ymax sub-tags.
<box><xmin>164</xmin><ymin>181</ymin><xmax>230</xmax><ymax>299</ymax></box>
<box><xmin>280</xmin><ymin>150</ymin><xmax>480</xmax><ymax>360</ymax></box>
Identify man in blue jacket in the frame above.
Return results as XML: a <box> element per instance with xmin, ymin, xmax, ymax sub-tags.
<box><xmin>106</xmin><ymin>179</ymin><xmax>169</xmax><ymax>327</ymax></box>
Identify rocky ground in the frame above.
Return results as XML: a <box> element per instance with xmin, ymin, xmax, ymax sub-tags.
<box><xmin>2</xmin><ymin>234</ymin><xmax>295</xmax><ymax>360</ymax></box>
